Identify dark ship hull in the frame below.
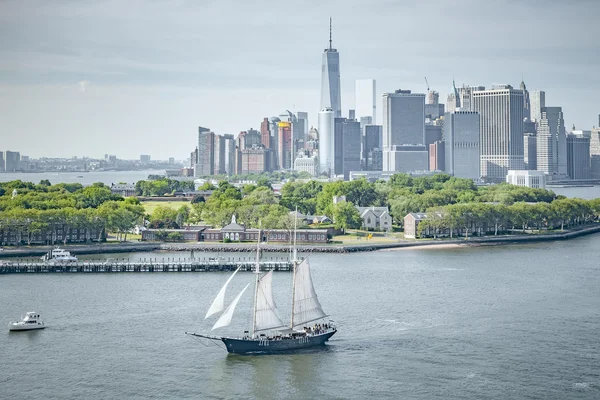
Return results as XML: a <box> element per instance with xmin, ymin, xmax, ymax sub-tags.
<box><xmin>188</xmin><ymin>329</ymin><xmax>336</xmax><ymax>355</ymax></box>
<box><xmin>222</xmin><ymin>329</ymin><xmax>336</xmax><ymax>354</ymax></box>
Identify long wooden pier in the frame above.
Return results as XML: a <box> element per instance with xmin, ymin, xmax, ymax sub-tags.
<box><xmin>0</xmin><ymin>259</ymin><xmax>293</xmax><ymax>274</ymax></box>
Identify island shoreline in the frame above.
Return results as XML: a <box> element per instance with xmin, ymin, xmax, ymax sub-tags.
<box><xmin>1</xmin><ymin>224</ymin><xmax>599</xmax><ymax>258</ymax></box>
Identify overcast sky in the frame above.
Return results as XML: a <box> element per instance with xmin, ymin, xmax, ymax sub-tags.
<box><xmin>1</xmin><ymin>0</ymin><xmax>599</xmax><ymax>159</ymax></box>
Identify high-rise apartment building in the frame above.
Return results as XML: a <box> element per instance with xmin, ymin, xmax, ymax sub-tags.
<box><xmin>566</xmin><ymin>132</ymin><xmax>591</xmax><ymax>179</ymax></box>
<box><xmin>195</xmin><ymin>127</ymin><xmax>214</xmax><ymax>177</ymax></box>
<box><xmin>318</xmin><ymin>108</ymin><xmax>334</xmax><ymax>175</ymax></box>
<box><xmin>536</xmin><ymin>107</ymin><xmax>567</xmax><ymax>178</ymax></box>
<box><xmin>223</xmin><ymin>134</ymin><xmax>236</xmax><ymax>175</ymax></box>
<box><xmin>320</xmin><ymin>19</ymin><xmax>341</xmax><ymax>117</ymax></box>
<box><xmin>382</xmin><ymin>89</ymin><xmax>425</xmax><ymax>172</ymax></box>
<box><xmin>529</xmin><ymin>90</ymin><xmax>545</xmax><ymax>123</ymax></box>
<box><xmin>213</xmin><ymin>135</ymin><xmax>226</xmax><ymax>175</ymax></box>
<box><xmin>4</xmin><ymin>151</ymin><xmax>20</xmax><ymax>172</ymax></box>
<box><xmin>473</xmin><ymin>86</ymin><xmax>525</xmax><ymax>181</ymax></box>
<box><xmin>444</xmin><ymin>111</ymin><xmax>480</xmax><ymax>180</ymax></box>
<box><xmin>140</xmin><ymin>155</ymin><xmax>151</xmax><ymax>164</ymax></box>
<box><xmin>355</xmin><ymin>79</ymin><xmax>376</xmax><ymax>124</ymax></box>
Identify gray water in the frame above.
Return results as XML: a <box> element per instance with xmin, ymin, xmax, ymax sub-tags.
<box><xmin>1</xmin><ymin>237</ymin><xmax>599</xmax><ymax>399</ymax></box>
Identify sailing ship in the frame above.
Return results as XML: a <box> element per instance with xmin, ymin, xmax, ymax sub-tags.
<box><xmin>186</xmin><ymin>219</ymin><xmax>336</xmax><ymax>354</ymax></box>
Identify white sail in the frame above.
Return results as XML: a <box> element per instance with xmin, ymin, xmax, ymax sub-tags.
<box><xmin>211</xmin><ymin>283</ymin><xmax>250</xmax><ymax>331</ymax></box>
<box><xmin>292</xmin><ymin>258</ymin><xmax>328</xmax><ymax>328</ymax></box>
<box><xmin>205</xmin><ymin>266</ymin><xmax>241</xmax><ymax>319</ymax></box>
<box><xmin>254</xmin><ymin>271</ymin><xmax>285</xmax><ymax>332</ymax></box>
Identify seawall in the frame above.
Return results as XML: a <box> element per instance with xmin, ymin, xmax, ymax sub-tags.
<box><xmin>1</xmin><ymin>224</ymin><xmax>599</xmax><ymax>258</ymax></box>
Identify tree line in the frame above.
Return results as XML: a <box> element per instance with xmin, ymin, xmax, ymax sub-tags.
<box><xmin>0</xmin><ymin>181</ymin><xmax>145</xmax><ymax>245</ymax></box>
<box><xmin>415</xmin><ymin>198</ymin><xmax>600</xmax><ymax>239</ymax></box>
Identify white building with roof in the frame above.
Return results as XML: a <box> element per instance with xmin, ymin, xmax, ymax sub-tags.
<box><xmin>506</xmin><ymin>170</ymin><xmax>547</xmax><ymax>189</ymax></box>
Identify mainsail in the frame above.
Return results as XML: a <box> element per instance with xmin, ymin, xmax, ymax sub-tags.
<box><xmin>254</xmin><ymin>271</ymin><xmax>285</xmax><ymax>332</ymax></box>
<box><xmin>292</xmin><ymin>258</ymin><xmax>328</xmax><ymax>328</ymax></box>
<box><xmin>205</xmin><ymin>266</ymin><xmax>241</xmax><ymax>319</ymax></box>
<box><xmin>212</xmin><ymin>283</ymin><xmax>250</xmax><ymax>331</ymax></box>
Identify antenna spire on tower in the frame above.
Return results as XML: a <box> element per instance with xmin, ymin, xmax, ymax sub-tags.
<box><xmin>329</xmin><ymin>17</ymin><xmax>332</xmax><ymax>50</ymax></box>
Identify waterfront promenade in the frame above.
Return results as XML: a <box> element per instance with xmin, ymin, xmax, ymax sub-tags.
<box><xmin>1</xmin><ymin>224</ymin><xmax>599</xmax><ymax>259</ymax></box>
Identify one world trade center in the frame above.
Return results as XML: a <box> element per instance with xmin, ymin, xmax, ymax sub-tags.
<box><xmin>320</xmin><ymin>18</ymin><xmax>341</xmax><ymax>118</ymax></box>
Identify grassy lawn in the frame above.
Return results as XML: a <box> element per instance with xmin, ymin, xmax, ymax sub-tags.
<box><xmin>332</xmin><ymin>230</ymin><xmax>400</xmax><ymax>244</ymax></box>
<box><xmin>141</xmin><ymin>201</ymin><xmax>190</xmax><ymax>215</ymax></box>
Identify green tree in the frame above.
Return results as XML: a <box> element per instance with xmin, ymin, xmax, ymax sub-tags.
<box><xmin>332</xmin><ymin>201</ymin><xmax>362</xmax><ymax>233</ymax></box>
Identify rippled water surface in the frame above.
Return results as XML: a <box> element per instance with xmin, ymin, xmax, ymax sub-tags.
<box><xmin>2</xmin><ymin>236</ymin><xmax>599</xmax><ymax>399</ymax></box>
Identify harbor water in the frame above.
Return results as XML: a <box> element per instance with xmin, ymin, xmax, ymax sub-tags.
<box><xmin>1</xmin><ymin>236</ymin><xmax>599</xmax><ymax>399</ymax></box>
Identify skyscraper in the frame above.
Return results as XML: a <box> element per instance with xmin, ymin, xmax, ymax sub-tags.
<box><xmin>278</xmin><ymin>122</ymin><xmax>293</xmax><ymax>170</ymax></box>
<box><xmin>530</xmin><ymin>90</ymin><xmax>546</xmax><ymax>123</ymax></box>
<box><xmin>333</xmin><ymin>117</ymin><xmax>346</xmax><ymax>175</ymax></box>
<box><xmin>320</xmin><ymin>18</ymin><xmax>341</xmax><ymax>118</ymax></box>
<box><xmin>524</xmin><ymin>133</ymin><xmax>537</xmax><ymax>170</ymax></box>
<box><xmin>355</xmin><ymin>79</ymin><xmax>376</xmax><ymax>124</ymax></box>
<box><xmin>214</xmin><ymin>135</ymin><xmax>226</xmax><ymax>174</ymax></box>
<box><xmin>520</xmin><ymin>80</ymin><xmax>531</xmax><ymax>121</ymax></box>
<box><xmin>444</xmin><ymin>111</ymin><xmax>480</xmax><ymax>180</ymax></box>
<box><xmin>297</xmin><ymin>112</ymin><xmax>309</xmax><ymax>142</ymax></box>
<box><xmin>269</xmin><ymin>117</ymin><xmax>281</xmax><ymax>169</ymax></box>
<box><xmin>363</xmin><ymin>124</ymin><xmax>382</xmax><ymax>170</ymax></box>
<box><xmin>223</xmin><ymin>134</ymin><xmax>236</xmax><ymax>175</ymax></box>
<box><xmin>196</xmin><ymin>127</ymin><xmax>214</xmax><ymax>177</ymax></box>
<box><xmin>536</xmin><ymin>107</ymin><xmax>567</xmax><ymax>178</ymax></box>
<box><xmin>260</xmin><ymin>117</ymin><xmax>271</xmax><ymax>148</ymax></box>
<box><xmin>473</xmin><ymin>85</ymin><xmax>525</xmax><ymax>181</ymax></box>
<box><xmin>342</xmin><ymin>119</ymin><xmax>361</xmax><ymax>179</ymax></box>
<box><xmin>3</xmin><ymin>151</ymin><xmax>20</xmax><ymax>172</ymax></box>
<box><xmin>318</xmin><ymin>108</ymin><xmax>334</xmax><ymax>175</ymax></box>
<box><xmin>382</xmin><ymin>89</ymin><xmax>426</xmax><ymax>172</ymax></box>
<box><xmin>567</xmin><ymin>132</ymin><xmax>591</xmax><ymax>179</ymax></box>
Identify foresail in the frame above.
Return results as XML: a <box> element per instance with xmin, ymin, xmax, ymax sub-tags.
<box><xmin>254</xmin><ymin>271</ymin><xmax>285</xmax><ymax>332</ymax></box>
<box><xmin>211</xmin><ymin>283</ymin><xmax>250</xmax><ymax>331</ymax></box>
<box><xmin>205</xmin><ymin>266</ymin><xmax>241</xmax><ymax>319</ymax></box>
<box><xmin>292</xmin><ymin>258</ymin><xmax>328</xmax><ymax>328</ymax></box>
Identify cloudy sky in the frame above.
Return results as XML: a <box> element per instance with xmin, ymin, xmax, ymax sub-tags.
<box><xmin>1</xmin><ymin>0</ymin><xmax>599</xmax><ymax>159</ymax></box>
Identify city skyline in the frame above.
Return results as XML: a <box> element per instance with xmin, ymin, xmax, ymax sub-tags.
<box><xmin>1</xmin><ymin>0</ymin><xmax>599</xmax><ymax>158</ymax></box>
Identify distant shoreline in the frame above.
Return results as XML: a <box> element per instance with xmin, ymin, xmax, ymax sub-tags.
<box><xmin>1</xmin><ymin>224</ymin><xmax>599</xmax><ymax>258</ymax></box>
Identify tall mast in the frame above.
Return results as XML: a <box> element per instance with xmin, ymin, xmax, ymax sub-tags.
<box><xmin>251</xmin><ymin>222</ymin><xmax>261</xmax><ymax>338</ymax></box>
<box><xmin>290</xmin><ymin>207</ymin><xmax>298</xmax><ymax>329</ymax></box>
<box><xmin>329</xmin><ymin>17</ymin><xmax>332</xmax><ymax>50</ymax></box>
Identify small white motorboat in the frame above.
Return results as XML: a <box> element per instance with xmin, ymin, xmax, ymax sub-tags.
<box><xmin>9</xmin><ymin>312</ymin><xmax>45</xmax><ymax>331</ymax></box>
